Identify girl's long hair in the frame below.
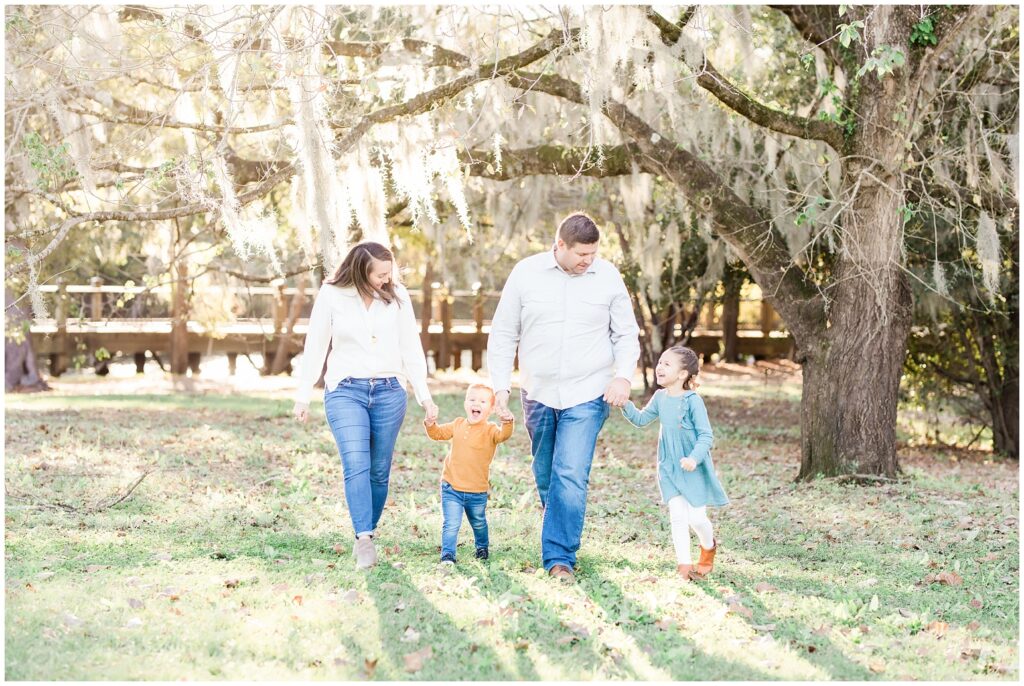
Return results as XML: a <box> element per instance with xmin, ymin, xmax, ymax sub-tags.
<box><xmin>665</xmin><ymin>345</ymin><xmax>700</xmax><ymax>390</ymax></box>
<box><xmin>324</xmin><ymin>242</ymin><xmax>399</xmax><ymax>305</ymax></box>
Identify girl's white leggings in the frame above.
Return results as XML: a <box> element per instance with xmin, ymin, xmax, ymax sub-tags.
<box><xmin>667</xmin><ymin>495</ymin><xmax>714</xmax><ymax>565</ymax></box>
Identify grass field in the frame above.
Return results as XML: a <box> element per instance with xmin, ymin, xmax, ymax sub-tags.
<box><xmin>4</xmin><ymin>367</ymin><xmax>1019</xmax><ymax>680</ymax></box>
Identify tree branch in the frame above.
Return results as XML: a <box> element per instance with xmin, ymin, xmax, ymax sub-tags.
<box><xmin>506</xmin><ymin>69</ymin><xmax>827</xmax><ymax>349</ymax></box>
<box><xmin>460</xmin><ymin>143</ymin><xmax>651</xmax><ymax>180</ymax></box>
<box><xmin>645</xmin><ymin>8</ymin><xmax>844</xmax><ymax>150</ymax></box>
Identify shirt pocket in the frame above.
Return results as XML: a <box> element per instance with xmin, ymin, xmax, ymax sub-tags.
<box><xmin>571</xmin><ymin>293</ymin><xmax>610</xmax><ymax>328</ymax></box>
<box><xmin>521</xmin><ymin>293</ymin><xmax>561</xmax><ymax>328</ymax></box>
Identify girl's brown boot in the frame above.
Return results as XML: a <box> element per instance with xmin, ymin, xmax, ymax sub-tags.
<box><xmin>689</xmin><ymin>541</ymin><xmax>717</xmax><ymax>580</ymax></box>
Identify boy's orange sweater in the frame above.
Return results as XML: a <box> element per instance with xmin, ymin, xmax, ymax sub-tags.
<box><xmin>425</xmin><ymin>417</ymin><xmax>514</xmax><ymax>493</ymax></box>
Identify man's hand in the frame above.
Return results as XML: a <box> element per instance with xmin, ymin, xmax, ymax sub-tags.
<box><xmin>494</xmin><ymin>390</ymin><xmax>511</xmax><ymax>417</ymax></box>
<box><xmin>421</xmin><ymin>399</ymin><xmax>439</xmax><ymax>423</ymax></box>
<box><xmin>602</xmin><ymin>377</ymin><xmax>631</xmax><ymax>407</ymax></box>
<box><xmin>680</xmin><ymin>457</ymin><xmax>697</xmax><ymax>472</ymax></box>
<box><xmin>293</xmin><ymin>402</ymin><xmax>309</xmax><ymax>423</ymax></box>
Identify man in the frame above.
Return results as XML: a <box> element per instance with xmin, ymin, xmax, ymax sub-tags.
<box><xmin>488</xmin><ymin>212</ymin><xmax>640</xmax><ymax>582</ymax></box>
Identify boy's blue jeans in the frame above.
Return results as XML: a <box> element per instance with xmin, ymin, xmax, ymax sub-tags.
<box><xmin>440</xmin><ymin>481</ymin><xmax>489</xmax><ymax>559</ymax></box>
<box><xmin>521</xmin><ymin>391</ymin><xmax>609</xmax><ymax>572</ymax></box>
<box><xmin>324</xmin><ymin>377</ymin><xmax>407</xmax><ymax>538</ymax></box>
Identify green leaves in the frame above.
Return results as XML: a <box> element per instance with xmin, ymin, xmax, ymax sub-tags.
<box><xmin>910</xmin><ymin>17</ymin><xmax>939</xmax><ymax>46</ymax></box>
<box><xmin>856</xmin><ymin>45</ymin><xmax>906</xmax><ymax>80</ymax></box>
<box><xmin>837</xmin><ymin>20</ymin><xmax>865</xmax><ymax>48</ymax></box>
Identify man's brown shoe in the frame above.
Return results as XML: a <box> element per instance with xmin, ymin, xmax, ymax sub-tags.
<box><xmin>548</xmin><ymin>564</ymin><xmax>575</xmax><ymax>583</ymax></box>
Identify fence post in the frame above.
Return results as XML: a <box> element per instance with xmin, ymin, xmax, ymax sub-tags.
<box><xmin>89</xmin><ymin>276</ymin><xmax>103</xmax><ymax>319</ymax></box>
<box><xmin>438</xmin><ymin>283</ymin><xmax>452</xmax><ymax>370</ymax></box>
<box><xmin>50</xmin><ymin>277</ymin><xmax>68</xmax><ymax>375</ymax></box>
<box><xmin>760</xmin><ymin>300</ymin><xmax>773</xmax><ymax>337</ymax></box>
<box><xmin>472</xmin><ymin>283</ymin><xmax>484</xmax><ymax>371</ymax></box>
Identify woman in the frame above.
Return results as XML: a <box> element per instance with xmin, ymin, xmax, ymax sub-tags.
<box><xmin>294</xmin><ymin>241</ymin><xmax>438</xmax><ymax>570</ymax></box>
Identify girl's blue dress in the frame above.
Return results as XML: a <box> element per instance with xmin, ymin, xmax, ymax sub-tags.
<box><xmin>622</xmin><ymin>390</ymin><xmax>729</xmax><ymax>507</ymax></box>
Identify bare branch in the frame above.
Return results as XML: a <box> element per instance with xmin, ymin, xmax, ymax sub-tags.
<box><xmin>460</xmin><ymin>143</ymin><xmax>651</xmax><ymax>180</ymax></box>
<box><xmin>645</xmin><ymin>8</ymin><xmax>844</xmax><ymax>150</ymax></box>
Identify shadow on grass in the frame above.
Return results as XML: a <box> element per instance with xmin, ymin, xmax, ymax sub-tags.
<box><xmin>582</xmin><ymin>565</ymin><xmax>780</xmax><ymax>681</ymax></box>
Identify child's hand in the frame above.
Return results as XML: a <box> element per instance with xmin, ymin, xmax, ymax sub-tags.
<box><xmin>680</xmin><ymin>457</ymin><xmax>697</xmax><ymax>472</ymax></box>
<box><xmin>499</xmin><ymin>409</ymin><xmax>514</xmax><ymax>422</ymax></box>
<box><xmin>423</xmin><ymin>416</ymin><xmax>436</xmax><ymax>427</ymax></box>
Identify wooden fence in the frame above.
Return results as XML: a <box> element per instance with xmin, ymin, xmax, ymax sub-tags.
<box><xmin>27</xmin><ymin>278</ymin><xmax>792</xmax><ymax>376</ymax></box>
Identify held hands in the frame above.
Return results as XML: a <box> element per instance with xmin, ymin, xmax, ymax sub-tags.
<box><xmin>421</xmin><ymin>398</ymin><xmax>439</xmax><ymax>424</ymax></box>
<box><xmin>603</xmin><ymin>377</ymin><xmax>631</xmax><ymax>408</ymax></box>
<box><xmin>494</xmin><ymin>390</ymin><xmax>511</xmax><ymax>417</ymax></box>
<box><xmin>293</xmin><ymin>402</ymin><xmax>309</xmax><ymax>423</ymax></box>
<box><xmin>680</xmin><ymin>457</ymin><xmax>697</xmax><ymax>472</ymax></box>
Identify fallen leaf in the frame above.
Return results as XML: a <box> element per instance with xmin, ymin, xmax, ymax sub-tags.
<box><xmin>555</xmin><ymin>635</ymin><xmax>577</xmax><ymax>646</ymax></box>
<box><xmin>806</xmin><ymin>644</ymin><xmax>817</xmax><ymax>653</ymax></box>
<box><xmin>332</xmin><ymin>543</ymin><xmax>346</xmax><ymax>555</ymax></box>
<box><xmin>514</xmin><ymin>639</ymin><xmax>530</xmax><ymax>650</ymax></box>
<box><xmin>639</xmin><ymin>575</ymin><xmax>659</xmax><ymax>584</ymax></box>
<box><xmin>394</xmin><ymin>600</ymin><xmax>407</xmax><ymax>612</ymax></box>
<box><xmin>812</xmin><ymin>624</ymin><xmax>831</xmax><ymax>636</ymax></box>
<box><xmin>476</xmin><ymin>617</ymin><xmax>495</xmax><ymax>627</ymax></box>
<box><xmin>128</xmin><ymin>598</ymin><xmax>144</xmax><ymax>609</ymax></box>
<box><xmin>897</xmin><ymin>608</ymin><xmax>912</xmax><ymax>618</ymax></box>
<box><xmin>153</xmin><ymin>552</ymin><xmax>172</xmax><ymax>562</ymax></box>
<box><xmin>402</xmin><ymin>626</ymin><xmax>420</xmax><ymax>643</ymax></box>
<box><xmin>926</xmin><ymin>620</ymin><xmax>948</xmax><ymax>637</ymax></box>
<box><xmin>363</xmin><ymin>657</ymin><xmax>378</xmax><ymax>678</ymax></box>
<box><xmin>85</xmin><ymin>565</ymin><xmax>108</xmax><ymax>573</ymax></box>
<box><xmin>969</xmin><ymin>598</ymin><xmax>983</xmax><ymax>609</ymax></box>
<box><xmin>292</xmin><ymin>595</ymin><xmax>303</xmax><ymax>606</ymax></box>
<box><xmin>754</xmin><ymin>583</ymin><xmax>778</xmax><ymax>593</ymax></box>
<box><xmin>62</xmin><ymin>612</ymin><xmax>82</xmax><ymax>627</ymax></box>
<box><xmin>655</xmin><ymin>618</ymin><xmax>677</xmax><ymax>631</ymax></box>
<box><xmin>272</xmin><ymin>583</ymin><xmax>289</xmax><ymax>592</ymax></box>
<box><xmin>967</xmin><ymin>620</ymin><xmax>981</xmax><ymax>631</ymax></box>
<box><xmin>960</xmin><ymin>648</ymin><xmax>981</xmax><ymax>661</ymax></box>
<box><xmin>858</xmin><ymin>624</ymin><xmax>870</xmax><ymax>634</ymax></box>
<box><xmin>868</xmin><ymin>658</ymin><xmax>886</xmax><ymax>673</ymax></box>
<box><xmin>975</xmin><ymin>552</ymin><xmax>999</xmax><ymax>563</ymax></box>
<box><xmin>36</xmin><ymin>571</ymin><xmax>55</xmax><ymax>580</ymax></box>
<box><xmin>563</xmin><ymin>621</ymin><xmax>590</xmax><ymax>638</ymax></box>
<box><xmin>934</xmin><ymin>571</ymin><xmax>963</xmax><ymax>586</ymax></box>
<box><xmin>728</xmin><ymin>602</ymin><xmax>753</xmax><ymax>619</ymax></box>
<box><xmin>224</xmin><ymin>579</ymin><xmax>240</xmax><ymax>589</ymax></box>
<box><xmin>342</xmin><ymin>589</ymin><xmax>360</xmax><ymax>604</ymax></box>
<box><xmin>403</xmin><ymin>646</ymin><xmax>432</xmax><ymax>672</ymax></box>
<box><xmin>24</xmin><ymin>583</ymin><xmax>35</xmax><ymax>592</ymax></box>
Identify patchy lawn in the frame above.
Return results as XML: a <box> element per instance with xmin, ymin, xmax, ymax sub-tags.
<box><xmin>4</xmin><ymin>367</ymin><xmax>1019</xmax><ymax>680</ymax></box>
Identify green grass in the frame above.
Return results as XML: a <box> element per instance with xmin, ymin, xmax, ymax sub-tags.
<box><xmin>4</xmin><ymin>378</ymin><xmax>1019</xmax><ymax>680</ymax></box>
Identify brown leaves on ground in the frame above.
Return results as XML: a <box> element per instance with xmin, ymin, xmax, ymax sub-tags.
<box><xmin>921</xmin><ymin>570</ymin><xmax>963</xmax><ymax>586</ymax></box>
<box><xmin>754</xmin><ymin>582</ymin><xmax>778</xmax><ymax>593</ymax></box>
<box><xmin>926</xmin><ymin>620</ymin><xmax>949</xmax><ymax>638</ymax></box>
<box><xmin>403</xmin><ymin>646</ymin><xmax>432</xmax><ymax>672</ymax></box>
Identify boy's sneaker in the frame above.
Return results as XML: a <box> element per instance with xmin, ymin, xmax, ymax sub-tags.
<box><xmin>474</xmin><ymin>547</ymin><xmax>489</xmax><ymax>560</ymax></box>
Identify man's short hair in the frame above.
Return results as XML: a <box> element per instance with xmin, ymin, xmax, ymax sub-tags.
<box><xmin>557</xmin><ymin>212</ymin><xmax>600</xmax><ymax>247</ymax></box>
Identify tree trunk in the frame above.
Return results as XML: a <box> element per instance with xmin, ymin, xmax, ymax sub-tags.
<box><xmin>721</xmin><ymin>265</ymin><xmax>743</xmax><ymax>363</ymax></box>
<box><xmin>5</xmin><ymin>287</ymin><xmax>50</xmax><ymax>392</ymax></box>
<box><xmin>170</xmin><ymin>255</ymin><xmax>189</xmax><ymax>375</ymax></box>
<box><xmin>269</xmin><ymin>273</ymin><xmax>307</xmax><ymax>375</ymax></box>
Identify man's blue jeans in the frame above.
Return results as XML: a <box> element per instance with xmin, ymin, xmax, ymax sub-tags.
<box><xmin>440</xmin><ymin>481</ymin><xmax>489</xmax><ymax>559</ymax></box>
<box><xmin>324</xmin><ymin>377</ymin><xmax>407</xmax><ymax>538</ymax></box>
<box><xmin>521</xmin><ymin>391</ymin><xmax>609</xmax><ymax>571</ymax></box>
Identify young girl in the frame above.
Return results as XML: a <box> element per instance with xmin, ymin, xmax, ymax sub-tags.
<box><xmin>621</xmin><ymin>346</ymin><xmax>728</xmax><ymax>581</ymax></box>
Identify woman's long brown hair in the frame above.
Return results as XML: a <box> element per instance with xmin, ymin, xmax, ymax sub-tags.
<box><xmin>324</xmin><ymin>242</ymin><xmax>399</xmax><ymax>305</ymax></box>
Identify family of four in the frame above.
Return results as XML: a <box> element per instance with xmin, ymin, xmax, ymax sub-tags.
<box><xmin>292</xmin><ymin>213</ymin><xmax>729</xmax><ymax>583</ymax></box>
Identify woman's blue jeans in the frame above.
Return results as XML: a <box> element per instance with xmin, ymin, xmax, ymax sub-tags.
<box><xmin>440</xmin><ymin>481</ymin><xmax>489</xmax><ymax>559</ymax></box>
<box><xmin>324</xmin><ymin>377</ymin><xmax>407</xmax><ymax>538</ymax></box>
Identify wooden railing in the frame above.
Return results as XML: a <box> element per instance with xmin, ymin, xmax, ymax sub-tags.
<box><xmin>28</xmin><ymin>278</ymin><xmax>792</xmax><ymax>376</ymax></box>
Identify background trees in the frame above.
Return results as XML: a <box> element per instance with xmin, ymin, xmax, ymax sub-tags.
<box><xmin>5</xmin><ymin>5</ymin><xmax>1018</xmax><ymax>472</ymax></box>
